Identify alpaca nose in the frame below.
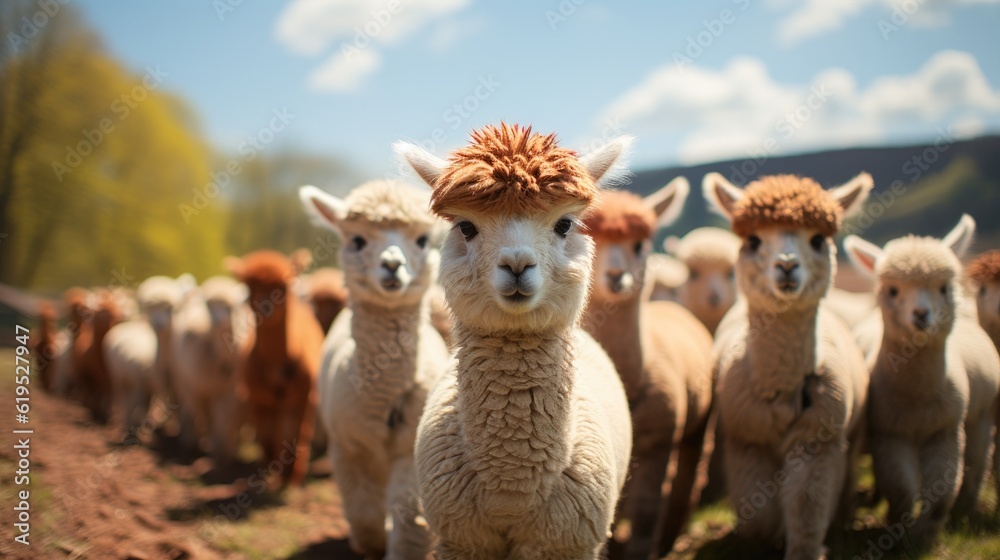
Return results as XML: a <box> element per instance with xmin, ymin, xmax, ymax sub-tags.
<box><xmin>498</xmin><ymin>249</ymin><xmax>537</xmax><ymax>280</ymax></box>
<box><xmin>775</xmin><ymin>254</ymin><xmax>799</xmax><ymax>274</ymax></box>
<box><xmin>708</xmin><ymin>292</ymin><xmax>721</xmax><ymax>307</ymax></box>
<box><xmin>380</xmin><ymin>246</ymin><xmax>406</xmax><ymax>272</ymax></box>
<box><xmin>913</xmin><ymin>308</ymin><xmax>929</xmax><ymax>322</ymax></box>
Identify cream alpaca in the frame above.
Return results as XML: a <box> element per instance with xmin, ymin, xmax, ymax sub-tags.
<box><xmin>664</xmin><ymin>226</ymin><xmax>741</xmax><ymax>334</ymax></box>
<box><xmin>104</xmin><ymin>275</ymin><xmax>191</xmax><ymax>438</ymax></box>
<box><xmin>300</xmin><ymin>180</ymin><xmax>448</xmax><ymax>559</ymax></box>
<box><xmin>704</xmin><ymin>172</ymin><xmax>872</xmax><ymax>560</ymax></box>
<box><xmin>845</xmin><ymin>217</ymin><xmax>1000</xmax><ymax>542</ymax></box>
<box><xmin>583</xmin><ymin>182</ymin><xmax>714</xmax><ymax>558</ymax></box>
<box><xmin>398</xmin><ymin>123</ymin><xmax>632</xmax><ymax>560</ymax></box>
<box><xmin>170</xmin><ymin>276</ymin><xmax>251</xmax><ymax>463</ymax></box>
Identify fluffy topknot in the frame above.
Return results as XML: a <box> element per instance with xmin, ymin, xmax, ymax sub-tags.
<box><xmin>970</xmin><ymin>250</ymin><xmax>1000</xmax><ymax>285</ymax></box>
<box><xmin>671</xmin><ymin>227</ymin><xmax>741</xmax><ymax>264</ymax></box>
<box><xmin>430</xmin><ymin>123</ymin><xmax>597</xmax><ymax>217</ymax></box>
<box><xmin>343</xmin><ymin>180</ymin><xmax>435</xmax><ymax>227</ymax></box>
<box><xmin>731</xmin><ymin>175</ymin><xmax>843</xmax><ymax>237</ymax></box>
<box><xmin>877</xmin><ymin>236</ymin><xmax>962</xmax><ymax>286</ymax></box>
<box><xmin>233</xmin><ymin>250</ymin><xmax>296</xmax><ymax>286</ymax></box>
<box><xmin>583</xmin><ymin>190</ymin><xmax>655</xmax><ymax>241</ymax></box>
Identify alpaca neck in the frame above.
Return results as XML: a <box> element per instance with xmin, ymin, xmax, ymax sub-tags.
<box><xmin>453</xmin><ymin>324</ymin><xmax>574</xmax><ymax>518</ymax></box>
<box><xmin>348</xmin><ymin>297</ymin><xmax>424</xmax><ymax>411</ymax></box>
<box><xmin>875</xmin><ymin>330</ymin><xmax>948</xmax><ymax>393</ymax></box>
<box><xmin>253</xmin><ymin>314</ymin><xmax>287</xmax><ymax>364</ymax></box>
<box><xmin>584</xmin><ymin>295</ymin><xmax>643</xmax><ymax>402</ymax></box>
<box><xmin>745</xmin><ymin>301</ymin><xmax>819</xmax><ymax>394</ymax></box>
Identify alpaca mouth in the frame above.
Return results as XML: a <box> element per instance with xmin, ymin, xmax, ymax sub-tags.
<box><xmin>380</xmin><ymin>278</ymin><xmax>403</xmax><ymax>291</ymax></box>
<box><xmin>776</xmin><ymin>280</ymin><xmax>800</xmax><ymax>294</ymax></box>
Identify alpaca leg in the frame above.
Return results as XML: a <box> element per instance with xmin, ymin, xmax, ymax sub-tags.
<box><xmin>700</xmin><ymin>413</ymin><xmax>727</xmax><ymax>505</ymax></box>
<box><xmin>210</xmin><ymin>392</ymin><xmax>243</xmax><ymax>468</ymax></box>
<box><xmin>622</xmin><ymin>445</ymin><xmax>671</xmax><ymax>560</ymax></box>
<box><xmin>656</xmin><ymin>420</ymin><xmax>708</xmax><ymax>557</ymax></box>
<box><xmin>955</xmin><ymin>415</ymin><xmax>991</xmax><ymax>517</ymax></box>
<box><xmin>870</xmin><ymin>435</ymin><xmax>920</xmax><ymax>528</ymax></box>
<box><xmin>725</xmin><ymin>440</ymin><xmax>783</xmax><ymax>544</ymax></box>
<box><xmin>833</xmin><ymin>419</ymin><xmax>865</xmax><ymax>533</ymax></box>
<box><xmin>333</xmin><ymin>448</ymin><xmax>389</xmax><ymax>557</ymax></box>
<box><xmin>385</xmin><ymin>456</ymin><xmax>430</xmax><ymax>560</ymax></box>
<box><xmin>281</xmin><ymin>391</ymin><xmax>314</xmax><ymax>486</ymax></box>
<box><xmin>914</xmin><ymin>428</ymin><xmax>963</xmax><ymax>542</ymax></box>
<box><xmin>780</xmin><ymin>443</ymin><xmax>844</xmax><ymax>560</ymax></box>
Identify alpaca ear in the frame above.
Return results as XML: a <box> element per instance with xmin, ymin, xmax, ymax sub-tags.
<box><xmin>843</xmin><ymin>235</ymin><xmax>883</xmax><ymax>277</ymax></box>
<box><xmin>299</xmin><ymin>185</ymin><xmax>348</xmax><ymax>233</ymax></box>
<box><xmin>223</xmin><ymin>256</ymin><xmax>245</xmax><ymax>280</ymax></box>
<box><xmin>580</xmin><ymin>136</ymin><xmax>633</xmax><ymax>186</ymax></box>
<box><xmin>702</xmin><ymin>172</ymin><xmax>743</xmax><ymax>221</ymax></box>
<box><xmin>662</xmin><ymin>235</ymin><xmax>681</xmax><ymax>255</ymax></box>
<box><xmin>644</xmin><ymin>176</ymin><xmax>689</xmax><ymax>229</ymax></box>
<box><xmin>830</xmin><ymin>172</ymin><xmax>873</xmax><ymax>218</ymax></box>
<box><xmin>943</xmin><ymin>214</ymin><xmax>975</xmax><ymax>257</ymax></box>
<box><xmin>394</xmin><ymin>141</ymin><xmax>449</xmax><ymax>188</ymax></box>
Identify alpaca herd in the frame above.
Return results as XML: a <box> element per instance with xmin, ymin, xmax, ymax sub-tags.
<box><xmin>31</xmin><ymin>122</ymin><xmax>1000</xmax><ymax>560</ymax></box>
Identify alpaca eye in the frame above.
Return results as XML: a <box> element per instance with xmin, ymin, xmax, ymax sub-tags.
<box><xmin>351</xmin><ymin>236</ymin><xmax>367</xmax><ymax>251</ymax></box>
<box><xmin>727</xmin><ymin>268</ymin><xmax>735</xmax><ymax>279</ymax></box>
<box><xmin>689</xmin><ymin>269</ymin><xmax>700</xmax><ymax>281</ymax></box>
<box><xmin>554</xmin><ymin>218</ymin><xmax>573</xmax><ymax>238</ymax></box>
<box><xmin>888</xmin><ymin>287</ymin><xmax>898</xmax><ymax>298</ymax></box>
<box><xmin>416</xmin><ymin>235</ymin><xmax>429</xmax><ymax>249</ymax></box>
<box><xmin>810</xmin><ymin>234</ymin><xmax>825</xmax><ymax>251</ymax></box>
<box><xmin>633</xmin><ymin>241</ymin><xmax>644</xmax><ymax>255</ymax></box>
<box><xmin>982</xmin><ymin>286</ymin><xmax>988</xmax><ymax>297</ymax></box>
<box><xmin>457</xmin><ymin>221</ymin><xmax>478</xmax><ymax>241</ymax></box>
<box><xmin>940</xmin><ymin>285</ymin><xmax>948</xmax><ymax>296</ymax></box>
<box><xmin>748</xmin><ymin>235</ymin><xmax>761</xmax><ymax>252</ymax></box>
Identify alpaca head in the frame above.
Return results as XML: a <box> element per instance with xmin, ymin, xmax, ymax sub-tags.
<box><xmin>970</xmin><ymin>250</ymin><xmax>1000</xmax><ymax>336</ymax></box>
<box><xmin>137</xmin><ymin>275</ymin><xmax>192</xmax><ymax>333</ymax></box>
<box><xmin>703</xmin><ymin>172</ymin><xmax>873</xmax><ymax>311</ymax></box>
<box><xmin>584</xmin><ymin>178</ymin><xmax>689</xmax><ymax>304</ymax></box>
<box><xmin>64</xmin><ymin>287</ymin><xmax>93</xmax><ymax>327</ymax></box>
<box><xmin>90</xmin><ymin>289</ymin><xmax>124</xmax><ymax>334</ymax></box>
<box><xmin>396</xmin><ymin>123</ymin><xmax>631</xmax><ymax>333</ymax></box>
<box><xmin>200</xmin><ymin>276</ymin><xmax>249</xmax><ymax>337</ymax></box>
<box><xmin>845</xmin><ymin>215</ymin><xmax>974</xmax><ymax>344</ymax></box>
<box><xmin>299</xmin><ymin>180</ymin><xmax>439</xmax><ymax>310</ymax></box>
<box><xmin>664</xmin><ymin>227</ymin><xmax>741</xmax><ymax>329</ymax></box>
<box><xmin>225</xmin><ymin>250</ymin><xmax>299</xmax><ymax>327</ymax></box>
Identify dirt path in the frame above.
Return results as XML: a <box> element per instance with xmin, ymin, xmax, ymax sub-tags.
<box><xmin>0</xmin><ymin>359</ymin><xmax>359</xmax><ymax>559</ymax></box>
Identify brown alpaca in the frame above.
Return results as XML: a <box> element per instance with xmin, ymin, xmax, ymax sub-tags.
<box><xmin>303</xmin><ymin>267</ymin><xmax>349</xmax><ymax>334</ymax></box>
<box><xmin>582</xmin><ymin>185</ymin><xmax>715</xmax><ymax>558</ymax></box>
<box><xmin>969</xmin><ymin>250</ymin><xmax>1000</xmax><ymax>508</ymax></box>
<box><xmin>35</xmin><ymin>302</ymin><xmax>58</xmax><ymax>392</ymax></box>
<box><xmin>227</xmin><ymin>250</ymin><xmax>324</xmax><ymax>487</ymax></box>
<box><xmin>76</xmin><ymin>290</ymin><xmax>124</xmax><ymax>423</ymax></box>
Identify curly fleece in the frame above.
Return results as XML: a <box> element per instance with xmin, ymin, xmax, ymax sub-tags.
<box><xmin>731</xmin><ymin>175</ymin><xmax>843</xmax><ymax>237</ymax></box>
<box><xmin>970</xmin><ymin>251</ymin><xmax>1000</xmax><ymax>284</ymax></box>
<box><xmin>583</xmin><ymin>190</ymin><xmax>655</xmax><ymax>241</ymax></box>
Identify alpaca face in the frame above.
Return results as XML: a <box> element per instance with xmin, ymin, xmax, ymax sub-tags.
<box><xmin>737</xmin><ymin>227</ymin><xmax>835</xmax><ymax>309</ymax></box>
<box><xmin>591</xmin><ymin>238</ymin><xmax>650</xmax><ymax>302</ymax></box>
<box><xmin>877</xmin><ymin>273</ymin><xmax>957</xmax><ymax>342</ymax></box>
<box><xmin>336</xmin><ymin>220</ymin><xmax>437</xmax><ymax>309</ymax></box>
<box><xmin>438</xmin><ymin>204</ymin><xmax>593</xmax><ymax>333</ymax></box>
<box><xmin>680</xmin><ymin>258</ymin><xmax>736</xmax><ymax>328</ymax></box>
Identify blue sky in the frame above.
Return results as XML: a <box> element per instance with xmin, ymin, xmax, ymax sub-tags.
<box><xmin>77</xmin><ymin>0</ymin><xmax>1000</xmax><ymax>177</ymax></box>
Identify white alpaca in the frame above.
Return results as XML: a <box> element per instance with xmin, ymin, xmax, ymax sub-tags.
<box><xmin>170</xmin><ymin>276</ymin><xmax>251</xmax><ymax>463</ymax></box>
<box><xmin>664</xmin><ymin>227</ymin><xmax>741</xmax><ymax>334</ymax></box>
<box><xmin>299</xmin><ymin>180</ymin><xmax>449</xmax><ymax>559</ymax></box>
<box><xmin>398</xmin><ymin>123</ymin><xmax>632</xmax><ymax>560</ymax></box>
<box><xmin>704</xmin><ymin>172</ymin><xmax>872</xmax><ymax>560</ymax></box>
<box><xmin>104</xmin><ymin>275</ymin><xmax>191</xmax><ymax>439</ymax></box>
<box><xmin>644</xmin><ymin>253</ymin><xmax>688</xmax><ymax>302</ymax></box>
<box><xmin>845</xmin><ymin>217</ymin><xmax>1000</xmax><ymax>542</ymax></box>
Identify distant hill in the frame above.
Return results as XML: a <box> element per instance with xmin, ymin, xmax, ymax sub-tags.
<box><xmin>628</xmin><ymin>135</ymin><xmax>1000</xmax><ymax>254</ymax></box>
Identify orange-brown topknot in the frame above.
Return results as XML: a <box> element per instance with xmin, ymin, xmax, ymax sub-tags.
<box><xmin>731</xmin><ymin>175</ymin><xmax>843</xmax><ymax>237</ymax></box>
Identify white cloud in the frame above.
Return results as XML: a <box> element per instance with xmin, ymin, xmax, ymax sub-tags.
<box><xmin>776</xmin><ymin>0</ymin><xmax>1000</xmax><ymax>45</ymax></box>
<box><xmin>601</xmin><ymin>50</ymin><xmax>1000</xmax><ymax>164</ymax></box>
<box><xmin>308</xmin><ymin>48</ymin><xmax>382</xmax><ymax>92</ymax></box>
<box><xmin>427</xmin><ymin>16</ymin><xmax>483</xmax><ymax>51</ymax></box>
<box><xmin>276</xmin><ymin>0</ymin><xmax>469</xmax><ymax>92</ymax></box>
<box><xmin>276</xmin><ymin>0</ymin><xmax>469</xmax><ymax>55</ymax></box>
